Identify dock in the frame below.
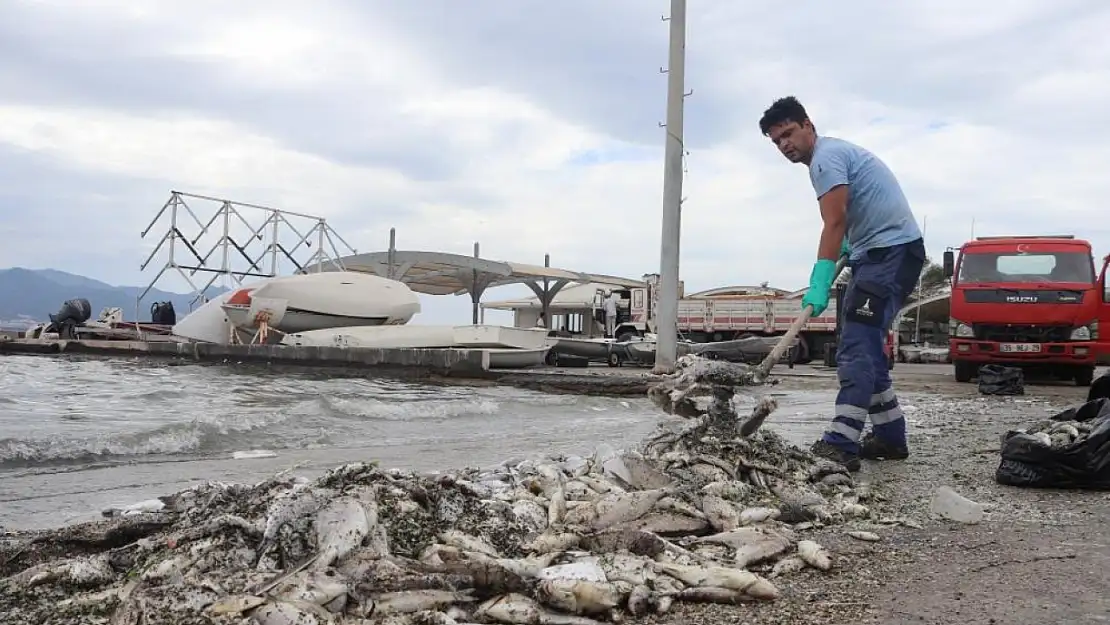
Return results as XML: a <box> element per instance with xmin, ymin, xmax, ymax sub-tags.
<box><xmin>0</xmin><ymin>338</ymin><xmax>667</xmax><ymax>396</ymax></box>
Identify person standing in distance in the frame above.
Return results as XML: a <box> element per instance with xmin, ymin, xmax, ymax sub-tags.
<box><xmin>759</xmin><ymin>96</ymin><xmax>926</xmax><ymax>472</ymax></box>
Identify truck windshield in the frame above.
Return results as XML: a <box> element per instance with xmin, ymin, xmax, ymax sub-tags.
<box><xmin>958</xmin><ymin>250</ymin><xmax>1094</xmax><ymax>284</ymax></box>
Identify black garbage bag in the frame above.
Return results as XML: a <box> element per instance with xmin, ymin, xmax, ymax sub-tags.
<box><xmin>995</xmin><ymin>398</ymin><xmax>1110</xmax><ymax>489</ymax></box>
<box><xmin>978</xmin><ymin>364</ymin><xmax>1024</xmax><ymax>396</ymax></box>
<box><xmin>1089</xmin><ymin>371</ymin><xmax>1110</xmax><ymax>403</ymax></box>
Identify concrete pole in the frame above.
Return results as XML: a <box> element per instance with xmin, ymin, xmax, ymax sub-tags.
<box><xmin>653</xmin><ymin>0</ymin><xmax>687</xmax><ymax>375</ymax></box>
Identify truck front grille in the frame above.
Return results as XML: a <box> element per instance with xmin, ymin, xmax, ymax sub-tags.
<box><xmin>973</xmin><ymin>324</ymin><xmax>1071</xmax><ymax>343</ymax></box>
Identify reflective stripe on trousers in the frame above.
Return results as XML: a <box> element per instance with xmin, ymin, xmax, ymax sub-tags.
<box><xmin>823</xmin><ymin>239</ymin><xmax>926</xmax><ymax>454</ymax></box>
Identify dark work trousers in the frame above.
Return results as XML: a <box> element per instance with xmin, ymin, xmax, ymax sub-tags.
<box><xmin>822</xmin><ymin>238</ymin><xmax>926</xmax><ymax>454</ymax></box>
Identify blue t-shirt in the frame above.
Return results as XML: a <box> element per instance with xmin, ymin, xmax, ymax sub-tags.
<box><xmin>808</xmin><ymin>136</ymin><xmax>922</xmax><ymax>260</ymax></box>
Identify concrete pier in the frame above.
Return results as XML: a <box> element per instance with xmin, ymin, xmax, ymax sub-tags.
<box><xmin>0</xmin><ymin>338</ymin><xmax>490</xmax><ymax>377</ymax></box>
<box><xmin>0</xmin><ymin>338</ymin><xmax>662</xmax><ymax>395</ymax></box>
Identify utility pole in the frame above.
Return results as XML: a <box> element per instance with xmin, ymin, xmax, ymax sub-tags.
<box><xmin>913</xmin><ymin>215</ymin><xmax>927</xmax><ymax>344</ymax></box>
<box><xmin>653</xmin><ymin>0</ymin><xmax>687</xmax><ymax>375</ymax></box>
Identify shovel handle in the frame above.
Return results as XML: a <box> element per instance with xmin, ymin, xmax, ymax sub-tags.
<box><xmin>756</xmin><ymin>257</ymin><xmax>849</xmax><ymax>379</ymax></box>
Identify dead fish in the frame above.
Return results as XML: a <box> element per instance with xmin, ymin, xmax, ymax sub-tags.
<box><xmin>581</xmin><ymin>528</ymin><xmax>665</xmax><ymax>558</ymax></box>
<box><xmin>700</xmin><ymin>481</ymin><xmax>752</xmax><ymax>500</ymax></box>
<box><xmin>4</xmin><ymin>553</ymin><xmax>116</xmax><ymax>589</ymax></box>
<box><xmin>700</xmin><ymin>495</ymin><xmax>740</xmax><ymax>531</ymax></box>
<box><xmin>251</xmin><ymin>599</ymin><xmax>333</xmax><ymax>625</ymax></box>
<box><xmin>1031</xmin><ymin>432</ymin><xmax>1053</xmax><ymax>447</ymax></box>
<box><xmin>512</xmin><ymin>500</ymin><xmax>549</xmax><ymax>532</ymax></box>
<box><xmin>591</xmin><ymin>488</ymin><xmax>671</xmax><ymax>530</ymax></box>
<box><xmin>627</xmin><ymin>584</ymin><xmax>652</xmax><ymax>617</ymax></box>
<box><xmin>655</xmin><ymin>562</ymin><xmax>778</xmax><ymax>600</ymax></box>
<box><xmin>694</xmin><ymin>527</ymin><xmax>793</xmax><ymax>568</ymax></box>
<box><xmin>616</xmin><ymin>511</ymin><xmax>710</xmax><ymax>536</ymax></box>
<box><xmin>523</xmin><ymin>530</ymin><xmax>581</xmax><ymax>554</ymax></box>
<box><xmin>313</xmin><ymin>496</ymin><xmax>370</xmax><ymax>570</ymax></box>
<box><xmin>840</xmin><ymin>502</ymin><xmax>870</xmax><ymax>519</ymax></box>
<box><xmin>847</xmin><ymin>531</ymin><xmax>880</xmax><ymax>542</ymax></box>
<box><xmin>206</xmin><ymin>594</ymin><xmax>267</xmax><ymax>616</ymax></box>
<box><xmin>769</xmin><ymin>556</ymin><xmax>806</xmax><ymax>579</ymax></box>
<box><xmin>256</xmin><ymin>487</ymin><xmax>330</xmax><ymax>566</ymax></box>
<box><xmin>366</xmin><ymin>589</ymin><xmax>476</xmax><ymax>617</ymax></box>
<box><xmin>738</xmin><ymin>506</ymin><xmax>780</xmax><ymax>525</ymax></box>
<box><xmin>656</xmin><ymin>495</ymin><xmax>706</xmax><ymax>520</ymax></box>
<box><xmin>438</xmin><ymin>530</ymin><xmax>500</xmax><ymax>558</ymax></box>
<box><xmin>535</xmin><ymin>579</ymin><xmax>628</xmax><ymax>615</ymax></box>
<box><xmin>577</xmin><ymin>474</ymin><xmax>625</xmax><ymax>495</ymax></box>
<box><xmin>548</xmin><ymin>486</ymin><xmax>567</xmax><ymax>527</ymax></box>
<box><xmin>596</xmin><ymin>553</ymin><xmax>656</xmax><ymax>586</ymax></box>
<box><xmin>797</xmin><ymin>540</ymin><xmax>832</xmax><ymax>571</ymax></box>
<box><xmin>273</xmin><ymin>570</ymin><xmax>349</xmax><ymax>610</ymax></box>
<box><xmin>476</xmin><ymin>592</ymin><xmax>605</xmax><ymax>625</ymax></box>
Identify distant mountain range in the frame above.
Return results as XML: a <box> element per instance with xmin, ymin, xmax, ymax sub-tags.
<box><xmin>0</xmin><ymin>268</ymin><xmax>228</xmax><ymax>328</ymax></box>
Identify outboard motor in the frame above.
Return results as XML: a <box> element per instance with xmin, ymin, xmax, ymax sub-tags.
<box><xmin>47</xmin><ymin>298</ymin><xmax>92</xmax><ymax>340</ymax></box>
<box><xmin>150</xmin><ymin>301</ymin><xmax>177</xmax><ymax>325</ymax></box>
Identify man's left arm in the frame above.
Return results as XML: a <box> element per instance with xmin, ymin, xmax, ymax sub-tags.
<box><xmin>817</xmin><ymin>187</ymin><xmax>848</xmax><ymax>261</ymax></box>
<box><xmin>810</xmin><ymin>146</ymin><xmax>850</xmax><ymax>262</ymax></box>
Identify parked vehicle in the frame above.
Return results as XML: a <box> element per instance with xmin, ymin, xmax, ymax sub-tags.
<box><xmin>612</xmin><ymin>274</ymin><xmax>839</xmax><ymax>364</ymax></box>
<box><xmin>942</xmin><ymin>235</ymin><xmax>1109</xmax><ymax>386</ymax></box>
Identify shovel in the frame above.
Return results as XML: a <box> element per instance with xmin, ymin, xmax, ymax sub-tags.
<box><xmin>739</xmin><ymin>256</ymin><xmax>849</xmax><ymax>437</ymax></box>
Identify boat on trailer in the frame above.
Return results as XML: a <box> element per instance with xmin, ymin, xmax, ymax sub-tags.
<box><xmin>172</xmin><ymin>272</ymin><xmax>421</xmax><ymax>344</ymax></box>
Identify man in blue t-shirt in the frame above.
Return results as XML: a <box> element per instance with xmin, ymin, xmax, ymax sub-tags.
<box><xmin>759</xmin><ymin>96</ymin><xmax>926</xmax><ymax>472</ymax></box>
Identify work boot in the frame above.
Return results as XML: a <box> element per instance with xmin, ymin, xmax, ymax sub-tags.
<box><xmin>858</xmin><ymin>432</ymin><xmax>910</xmax><ymax>461</ymax></box>
<box><xmin>810</xmin><ymin>439</ymin><xmax>861</xmax><ymax>473</ymax></box>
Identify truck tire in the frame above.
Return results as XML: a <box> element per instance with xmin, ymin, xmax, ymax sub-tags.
<box><xmin>954</xmin><ymin>361</ymin><xmax>976</xmax><ymax>383</ymax></box>
<box><xmin>1075</xmin><ymin>366</ymin><xmax>1095</xmax><ymax>387</ymax></box>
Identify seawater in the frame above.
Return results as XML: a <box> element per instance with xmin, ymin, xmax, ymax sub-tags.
<box><xmin>0</xmin><ymin>355</ymin><xmax>838</xmax><ymax>530</ymax></box>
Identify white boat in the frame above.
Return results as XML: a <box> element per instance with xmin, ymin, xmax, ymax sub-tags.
<box><xmin>174</xmin><ymin>272</ymin><xmax>420</xmax><ymax>344</ymax></box>
<box><xmin>282</xmin><ymin>324</ymin><xmax>551</xmax><ymax>369</ymax></box>
<box><xmin>283</xmin><ymin>325</ymin><xmax>548</xmax><ymax>350</ymax></box>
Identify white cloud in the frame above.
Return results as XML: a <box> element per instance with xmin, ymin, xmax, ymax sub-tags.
<box><xmin>1</xmin><ymin>0</ymin><xmax>1109</xmax><ymax>324</ymax></box>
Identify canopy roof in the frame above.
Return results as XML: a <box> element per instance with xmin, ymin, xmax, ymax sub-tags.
<box><xmin>303</xmin><ymin>250</ymin><xmax>644</xmax><ymax>297</ymax></box>
<box><xmin>482</xmin><ymin>282</ymin><xmax>626</xmax><ymax>311</ymax></box>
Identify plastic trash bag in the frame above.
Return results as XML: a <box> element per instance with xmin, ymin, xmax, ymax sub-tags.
<box><xmin>978</xmin><ymin>364</ymin><xmax>1024</xmax><ymax>396</ymax></box>
<box><xmin>995</xmin><ymin>398</ymin><xmax>1110</xmax><ymax>489</ymax></box>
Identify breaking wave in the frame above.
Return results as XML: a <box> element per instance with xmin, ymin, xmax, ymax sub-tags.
<box><xmin>0</xmin><ymin>355</ymin><xmax>652</xmax><ymax>470</ymax></box>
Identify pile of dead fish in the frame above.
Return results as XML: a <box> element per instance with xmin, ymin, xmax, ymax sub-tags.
<box><xmin>0</xmin><ymin>356</ymin><xmax>905</xmax><ymax>625</ymax></box>
<box><xmin>1014</xmin><ymin>416</ymin><xmax>1096</xmax><ymax>449</ymax></box>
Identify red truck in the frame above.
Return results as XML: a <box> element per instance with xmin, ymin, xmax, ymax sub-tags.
<box><xmin>942</xmin><ymin>235</ymin><xmax>1110</xmax><ymax>386</ymax></box>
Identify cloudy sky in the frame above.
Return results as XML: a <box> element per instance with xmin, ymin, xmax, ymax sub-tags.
<box><xmin>2</xmin><ymin>0</ymin><xmax>1108</xmax><ymax>324</ymax></box>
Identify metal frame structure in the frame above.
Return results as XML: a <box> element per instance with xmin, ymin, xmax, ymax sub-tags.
<box><xmin>303</xmin><ymin>228</ymin><xmax>645</xmax><ymax>325</ymax></box>
<box><xmin>137</xmin><ymin>191</ymin><xmax>357</xmax><ymax>313</ymax></box>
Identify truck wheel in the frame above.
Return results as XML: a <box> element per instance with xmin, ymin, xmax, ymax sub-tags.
<box><xmin>1075</xmin><ymin>366</ymin><xmax>1095</xmax><ymax>387</ymax></box>
<box><xmin>954</xmin><ymin>361</ymin><xmax>976</xmax><ymax>383</ymax></box>
<box><xmin>607</xmin><ymin>351</ymin><xmax>622</xmax><ymax>368</ymax></box>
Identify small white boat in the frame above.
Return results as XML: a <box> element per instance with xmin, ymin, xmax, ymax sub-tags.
<box><xmin>221</xmin><ymin>272</ymin><xmax>419</xmax><ymax>333</ymax></box>
<box><xmin>174</xmin><ymin>272</ymin><xmax>421</xmax><ymax>344</ymax></box>
<box><xmin>283</xmin><ymin>325</ymin><xmax>548</xmax><ymax>350</ymax></box>
<box><xmin>282</xmin><ymin>324</ymin><xmax>552</xmax><ymax>369</ymax></box>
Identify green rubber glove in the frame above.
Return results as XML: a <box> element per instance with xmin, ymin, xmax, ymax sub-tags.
<box><xmin>840</xmin><ymin>237</ymin><xmax>851</xmax><ymax>259</ymax></box>
<box><xmin>801</xmin><ymin>259</ymin><xmax>837</xmax><ymax>317</ymax></box>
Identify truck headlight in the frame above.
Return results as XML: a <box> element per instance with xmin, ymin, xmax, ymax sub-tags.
<box><xmin>949</xmin><ymin>319</ymin><xmax>974</xmax><ymax>338</ymax></box>
<box><xmin>1070</xmin><ymin>323</ymin><xmax>1096</xmax><ymax>341</ymax></box>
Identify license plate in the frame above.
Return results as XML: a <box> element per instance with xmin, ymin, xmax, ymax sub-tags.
<box><xmin>1000</xmin><ymin>343</ymin><xmax>1041</xmax><ymax>353</ymax></box>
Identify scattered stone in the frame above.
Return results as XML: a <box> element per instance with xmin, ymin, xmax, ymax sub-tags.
<box><xmin>929</xmin><ymin>486</ymin><xmax>985</xmax><ymax>525</ymax></box>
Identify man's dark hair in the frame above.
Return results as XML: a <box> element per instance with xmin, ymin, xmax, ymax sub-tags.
<box><xmin>758</xmin><ymin>96</ymin><xmax>812</xmax><ymax>136</ymax></box>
